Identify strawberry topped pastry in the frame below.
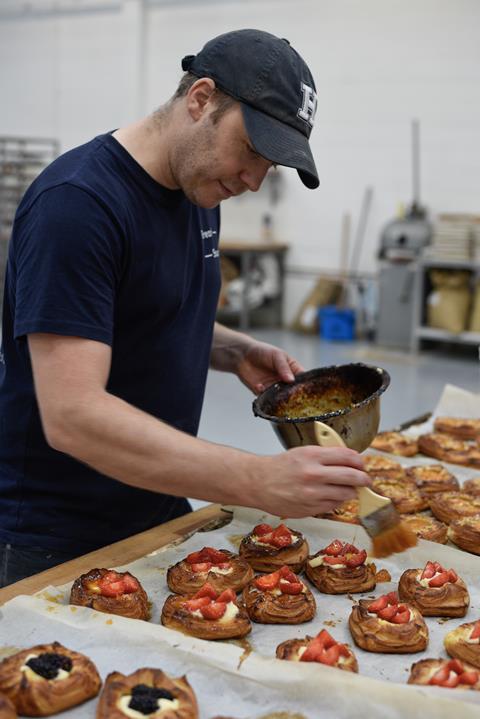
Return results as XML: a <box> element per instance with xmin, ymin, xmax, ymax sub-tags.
<box><xmin>276</xmin><ymin>628</ymin><xmax>358</xmax><ymax>673</ymax></box>
<box><xmin>305</xmin><ymin>539</ymin><xmax>376</xmax><ymax>594</ymax></box>
<box><xmin>239</xmin><ymin>523</ymin><xmax>309</xmax><ymax>573</ymax></box>
<box><xmin>167</xmin><ymin>546</ymin><xmax>254</xmax><ymax>595</ymax></box>
<box><xmin>444</xmin><ymin>620</ymin><xmax>480</xmax><ymax>669</ymax></box>
<box><xmin>242</xmin><ymin>565</ymin><xmax>316</xmax><ymax>624</ymax></box>
<box><xmin>348</xmin><ymin>591</ymin><xmax>428</xmax><ymax>653</ymax></box>
<box><xmin>161</xmin><ymin>582</ymin><xmax>251</xmax><ymax>640</ymax></box>
<box><xmin>398</xmin><ymin>561</ymin><xmax>469</xmax><ymax>617</ymax></box>
<box><xmin>408</xmin><ymin>658</ymin><xmax>480</xmax><ymax>690</ymax></box>
<box><xmin>70</xmin><ymin>568</ymin><xmax>149</xmax><ymax>620</ymax></box>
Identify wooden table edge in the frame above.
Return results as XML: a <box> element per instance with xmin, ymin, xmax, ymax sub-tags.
<box><xmin>0</xmin><ymin>504</ymin><xmax>229</xmax><ymax>605</ymax></box>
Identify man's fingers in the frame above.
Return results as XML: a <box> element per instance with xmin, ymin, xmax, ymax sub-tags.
<box><xmin>306</xmin><ymin>446</ymin><xmax>366</xmax><ymax>470</ymax></box>
<box><xmin>314</xmin><ymin>465</ymin><xmax>371</xmax><ymax>487</ymax></box>
<box><xmin>310</xmin><ymin>484</ymin><xmax>358</xmax><ymax>503</ymax></box>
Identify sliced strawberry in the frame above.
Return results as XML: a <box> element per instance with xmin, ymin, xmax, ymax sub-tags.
<box><xmin>121</xmin><ymin>574</ymin><xmax>139</xmax><ymax>593</ymax></box>
<box><xmin>184</xmin><ymin>596</ymin><xmax>211</xmax><ymax>612</ymax></box>
<box><xmin>315</xmin><ymin>630</ymin><xmax>336</xmax><ymax>650</ymax></box>
<box><xmin>341</xmin><ymin>543</ymin><xmax>358</xmax><ymax>555</ymax></box>
<box><xmin>257</xmin><ymin>532</ymin><xmax>275</xmax><ymax>545</ymax></box>
<box><xmin>420</xmin><ymin>561</ymin><xmax>436</xmax><ymax>580</ymax></box>
<box><xmin>271</xmin><ymin>534</ymin><xmax>294</xmax><ymax>548</ymax></box>
<box><xmin>279</xmin><ymin>581</ymin><xmax>303</xmax><ymax>595</ymax></box>
<box><xmin>279</xmin><ymin>566</ymin><xmax>298</xmax><ymax>583</ymax></box>
<box><xmin>300</xmin><ymin>639</ymin><xmax>324</xmax><ymax>662</ymax></box>
<box><xmin>99</xmin><ymin>580</ymin><xmax>125</xmax><ymax>597</ymax></box>
<box><xmin>216</xmin><ymin>562</ymin><xmax>231</xmax><ymax>570</ymax></box>
<box><xmin>429</xmin><ymin>665</ymin><xmax>450</xmax><ymax>685</ymax></box>
<box><xmin>447</xmin><ymin>658</ymin><xmax>465</xmax><ymax>675</ymax></box>
<box><xmin>386</xmin><ymin>591</ymin><xmax>398</xmax><ymax>604</ymax></box>
<box><xmin>200</xmin><ymin>601</ymin><xmax>227</xmax><ymax>620</ymax></box>
<box><xmin>103</xmin><ymin>570</ymin><xmax>121</xmax><ymax>583</ymax></box>
<box><xmin>459</xmin><ymin>671</ymin><xmax>479</xmax><ymax>685</ymax></box>
<box><xmin>391</xmin><ymin>609</ymin><xmax>410</xmax><ymax>624</ymax></box>
<box><xmin>321</xmin><ymin>644</ymin><xmax>342</xmax><ymax>666</ymax></box>
<box><xmin>377</xmin><ymin>605</ymin><xmax>398</xmax><ymax>621</ymax></box>
<box><xmin>447</xmin><ymin>569</ymin><xmax>458</xmax><ymax>583</ymax></box>
<box><xmin>442</xmin><ymin>673</ymin><xmax>460</xmax><ymax>688</ymax></box>
<box><xmin>191</xmin><ymin>562</ymin><xmax>212</xmax><ymax>573</ymax></box>
<box><xmin>323</xmin><ymin>540</ymin><xmax>344</xmax><ymax>556</ymax></box>
<box><xmin>216</xmin><ymin>588</ymin><xmax>236</xmax><ymax>604</ymax></box>
<box><xmin>205</xmin><ymin>548</ymin><xmax>229</xmax><ymax>564</ymax></box>
<box><xmin>470</xmin><ymin>621</ymin><xmax>480</xmax><ymax>640</ymax></box>
<box><xmin>343</xmin><ymin>550</ymin><xmax>367</xmax><ymax>568</ymax></box>
<box><xmin>428</xmin><ymin>571</ymin><xmax>450</xmax><ymax>588</ymax></box>
<box><xmin>368</xmin><ymin>595</ymin><xmax>389</xmax><ymax>613</ymax></box>
<box><xmin>186</xmin><ymin>549</ymin><xmax>208</xmax><ymax>564</ymax></box>
<box><xmin>254</xmin><ymin>571</ymin><xmax>280</xmax><ymax>591</ymax></box>
<box><xmin>323</xmin><ymin>555</ymin><xmax>345</xmax><ymax>566</ymax></box>
<box><xmin>252</xmin><ymin>523</ymin><xmax>273</xmax><ymax>536</ymax></box>
<box><xmin>194</xmin><ymin>583</ymin><xmax>218</xmax><ymax>599</ymax></box>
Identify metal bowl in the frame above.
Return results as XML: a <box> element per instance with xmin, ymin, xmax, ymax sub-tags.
<box><xmin>252</xmin><ymin>363</ymin><xmax>390</xmax><ymax>452</ymax></box>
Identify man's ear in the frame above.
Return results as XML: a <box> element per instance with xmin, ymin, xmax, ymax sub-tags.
<box><xmin>186</xmin><ymin>78</ymin><xmax>217</xmax><ymax>121</ymax></box>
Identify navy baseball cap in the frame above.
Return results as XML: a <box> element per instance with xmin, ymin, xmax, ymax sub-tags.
<box><xmin>181</xmin><ymin>29</ymin><xmax>319</xmax><ymax>189</ymax></box>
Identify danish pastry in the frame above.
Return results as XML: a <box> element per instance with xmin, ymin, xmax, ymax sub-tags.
<box><xmin>398</xmin><ymin>561</ymin><xmax>469</xmax><ymax>617</ymax></box>
<box><xmin>444</xmin><ymin>620</ymin><xmax>480</xmax><ymax>669</ymax></box>
<box><xmin>348</xmin><ymin>591</ymin><xmax>428</xmax><ymax>653</ymax></box>
<box><xmin>242</xmin><ymin>565</ymin><xmax>316</xmax><ymax>624</ymax></box>
<box><xmin>322</xmin><ymin>498</ymin><xmax>360</xmax><ymax>525</ymax></box>
<box><xmin>166</xmin><ymin>547</ymin><xmax>254</xmax><ymax>595</ymax></box>
<box><xmin>305</xmin><ymin>539</ymin><xmax>376</xmax><ymax>594</ymax></box>
<box><xmin>96</xmin><ymin>667</ymin><xmax>198</xmax><ymax>719</ymax></box>
<box><xmin>434</xmin><ymin>417</ymin><xmax>480</xmax><ymax>441</ymax></box>
<box><xmin>161</xmin><ymin>583</ymin><xmax>251</xmax><ymax>640</ymax></box>
<box><xmin>448</xmin><ymin>516</ymin><xmax>480</xmax><ymax>555</ymax></box>
<box><xmin>371</xmin><ymin>477</ymin><xmax>428</xmax><ymax>514</ymax></box>
<box><xmin>276</xmin><ymin>628</ymin><xmax>358</xmax><ymax>672</ymax></box>
<box><xmin>418</xmin><ymin>433</ymin><xmax>480</xmax><ymax>468</ymax></box>
<box><xmin>405</xmin><ymin>464</ymin><xmax>459</xmax><ymax>496</ymax></box>
<box><xmin>363</xmin><ymin>455</ymin><xmax>406</xmax><ymax>480</ymax></box>
<box><xmin>370</xmin><ymin>432</ymin><xmax>418</xmax><ymax>457</ymax></box>
<box><xmin>238</xmin><ymin>523</ymin><xmax>309</xmax><ymax>573</ymax></box>
<box><xmin>70</xmin><ymin>568</ymin><xmax>149</xmax><ymax>620</ymax></box>
<box><xmin>429</xmin><ymin>491</ymin><xmax>480</xmax><ymax>524</ymax></box>
<box><xmin>408</xmin><ymin>658</ymin><xmax>480</xmax><ymax>690</ymax></box>
<box><xmin>0</xmin><ymin>641</ymin><xmax>101</xmax><ymax>717</ymax></box>
<box><xmin>400</xmin><ymin>513</ymin><xmax>448</xmax><ymax>544</ymax></box>
<box><xmin>463</xmin><ymin>477</ymin><xmax>480</xmax><ymax>497</ymax></box>
<box><xmin>0</xmin><ymin>692</ymin><xmax>16</xmax><ymax>719</ymax></box>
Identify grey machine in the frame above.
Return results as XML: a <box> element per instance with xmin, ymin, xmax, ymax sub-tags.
<box><xmin>376</xmin><ymin>120</ymin><xmax>432</xmax><ymax>349</ymax></box>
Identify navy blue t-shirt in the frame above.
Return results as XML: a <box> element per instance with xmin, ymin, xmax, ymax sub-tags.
<box><xmin>0</xmin><ymin>133</ymin><xmax>221</xmax><ymax>553</ymax></box>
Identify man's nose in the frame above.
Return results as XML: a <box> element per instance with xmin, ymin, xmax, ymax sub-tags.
<box><xmin>240</xmin><ymin>160</ymin><xmax>271</xmax><ymax>192</ymax></box>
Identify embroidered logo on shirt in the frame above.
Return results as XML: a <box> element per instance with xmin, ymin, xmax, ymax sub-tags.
<box><xmin>201</xmin><ymin>227</ymin><xmax>219</xmax><ymax>259</ymax></box>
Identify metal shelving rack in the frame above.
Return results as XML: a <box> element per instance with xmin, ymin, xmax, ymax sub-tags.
<box><xmin>410</xmin><ymin>258</ymin><xmax>480</xmax><ymax>352</ymax></box>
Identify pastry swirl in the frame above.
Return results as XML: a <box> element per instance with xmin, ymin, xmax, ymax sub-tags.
<box><xmin>363</xmin><ymin>455</ymin><xmax>406</xmax><ymax>480</ymax></box>
<box><xmin>305</xmin><ymin>539</ymin><xmax>376</xmax><ymax>594</ymax></box>
<box><xmin>398</xmin><ymin>562</ymin><xmax>469</xmax><ymax>617</ymax></box>
<box><xmin>408</xmin><ymin>658</ymin><xmax>480</xmax><ymax>689</ymax></box>
<box><xmin>276</xmin><ymin>628</ymin><xmax>358</xmax><ymax>672</ymax></box>
<box><xmin>166</xmin><ymin>547</ymin><xmax>254</xmax><ymax>594</ymax></box>
<box><xmin>400</xmin><ymin>513</ymin><xmax>448</xmax><ymax>543</ymax></box>
<box><xmin>444</xmin><ymin>621</ymin><xmax>480</xmax><ymax>669</ymax></box>
<box><xmin>70</xmin><ymin>568</ymin><xmax>149</xmax><ymax>621</ymax></box>
<box><xmin>371</xmin><ymin>432</ymin><xmax>418</xmax><ymax>457</ymax></box>
<box><xmin>448</xmin><ymin>516</ymin><xmax>480</xmax><ymax>555</ymax></box>
<box><xmin>405</xmin><ymin>464</ymin><xmax>459</xmax><ymax>496</ymax></box>
<box><xmin>0</xmin><ymin>641</ymin><xmax>101</xmax><ymax>717</ymax></box>
<box><xmin>0</xmin><ymin>692</ymin><xmax>16</xmax><ymax>719</ymax></box>
<box><xmin>371</xmin><ymin>477</ymin><xmax>428</xmax><ymax>514</ymax></box>
<box><xmin>322</xmin><ymin>498</ymin><xmax>360</xmax><ymax>525</ymax></box>
<box><xmin>348</xmin><ymin>592</ymin><xmax>428</xmax><ymax>653</ymax></box>
<box><xmin>418</xmin><ymin>433</ymin><xmax>480</xmax><ymax>468</ymax></box>
<box><xmin>238</xmin><ymin>523</ymin><xmax>309</xmax><ymax>573</ymax></box>
<box><xmin>96</xmin><ymin>667</ymin><xmax>198</xmax><ymax>719</ymax></box>
<box><xmin>429</xmin><ymin>491</ymin><xmax>480</xmax><ymax>524</ymax></box>
<box><xmin>464</xmin><ymin>477</ymin><xmax>480</xmax><ymax>497</ymax></box>
<box><xmin>242</xmin><ymin>566</ymin><xmax>316</xmax><ymax>624</ymax></box>
<box><xmin>434</xmin><ymin>417</ymin><xmax>480</xmax><ymax>441</ymax></box>
<box><xmin>161</xmin><ymin>583</ymin><xmax>251</xmax><ymax>640</ymax></box>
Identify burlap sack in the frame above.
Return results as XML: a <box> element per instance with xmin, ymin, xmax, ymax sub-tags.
<box><xmin>291</xmin><ymin>277</ymin><xmax>342</xmax><ymax>333</ymax></box>
<box><xmin>469</xmin><ymin>281</ymin><xmax>480</xmax><ymax>332</ymax></box>
<box><xmin>426</xmin><ymin>270</ymin><xmax>472</xmax><ymax>333</ymax></box>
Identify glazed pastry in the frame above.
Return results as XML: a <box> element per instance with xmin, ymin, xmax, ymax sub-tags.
<box><xmin>0</xmin><ymin>641</ymin><xmax>101</xmax><ymax>716</ymax></box>
<box><xmin>276</xmin><ymin>628</ymin><xmax>358</xmax><ymax>672</ymax></box>
<box><xmin>70</xmin><ymin>568</ymin><xmax>149</xmax><ymax>620</ymax></box>
<box><xmin>322</xmin><ymin>498</ymin><xmax>360</xmax><ymax>525</ymax></box>
<box><xmin>398</xmin><ymin>561</ymin><xmax>469</xmax><ymax>617</ymax></box>
<box><xmin>348</xmin><ymin>591</ymin><xmax>428</xmax><ymax>653</ymax></box>
<box><xmin>371</xmin><ymin>477</ymin><xmax>428</xmax><ymax>514</ymax></box>
<box><xmin>242</xmin><ymin>565</ymin><xmax>316</xmax><ymax>624</ymax></box>
<box><xmin>305</xmin><ymin>539</ymin><xmax>376</xmax><ymax>594</ymax></box>
<box><xmin>238</xmin><ymin>523</ymin><xmax>309</xmax><ymax>573</ymax></box>
<box><xmin>96</xmin><ymin>667</ymin><xmax>198</xmax><ymax>719</ymax></box>
<box><xmin>371</xmin><ymin>432</ymin><xmax>418</xmax><ymax>457</ymax></box>
<box><xmin>448</xmin><ymin>517</ymin><xmax>480</xmax><ymax>555</ymax></box>
<box><xmin>444</xmin><ymin>620</ymin><xmax>480</xmax><ymax>669</ymax></box>
<box><xmin>408</xmin><ymin>658</ymin><xmax>480</xmax><ymax>690</ymax></box>
<box><xmin>167</xmin><ymin>546</ymin><xmax>254</xmax><ymax>594</ymax></box>
<box><xmin>429</xmin><ymin>491</ymin><xmax>480</xmax><ymax>524</ymax></box>
<box><xmin>418</xmin><ymin>433</ymin><xmax>480</xmax><ymax>468</ymax></box>
<box><xmin>434</xmin><ymin>416</ymin><xmax>480</xmax><ymax>441</ymax></box>
<box><xmin>400</xmin><ymin>513</ymin><xmax>448</xmax><ymax>544</ymax></box>
<box><xmin>405</xmin><ymin>464</ymin><xmax>459</xmax><ymax>496</ymax></box>
<box><xmin>161</xmin><ymin>582</ymin><xmax>251</xmax><ymax>640</ymax></box>
<box><xmin>363</xmin><ymin>455</ymin><xmax>406</xmax><ymax>480</ymax></box>
<box><xmin>0</xmin><ymin>692</ymin><xmax>16</xmax><ymax>719</ymax></box>
<box><xmin>464</xmin><ymin>477</ymin><xmax>480</xmax><ymax>497</ymax></box>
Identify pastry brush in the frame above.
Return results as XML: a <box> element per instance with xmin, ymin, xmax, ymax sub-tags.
<box><xmin>313</xmin><ymin>422</ymin><xmax>417</xmax><ymax>558</ymax></box>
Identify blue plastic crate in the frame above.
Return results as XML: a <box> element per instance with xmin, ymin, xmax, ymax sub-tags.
<box><xmin>318</xmin><ymin>305</ymin><xmax>355</xmax><ymax>341</ymax></box>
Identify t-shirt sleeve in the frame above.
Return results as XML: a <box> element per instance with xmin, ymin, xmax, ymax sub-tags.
<box><xmin>13</xmin><ymin>183</ymin><xmax>125</xmax><ymax>345</ymax></box>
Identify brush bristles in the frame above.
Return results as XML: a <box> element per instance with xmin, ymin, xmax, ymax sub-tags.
<box><xmin>371</xmin><ymin>524</ymin><xmax>418</xmax><ymax>558</ymax></box>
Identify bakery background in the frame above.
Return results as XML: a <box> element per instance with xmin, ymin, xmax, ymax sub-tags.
<box><xmin>0</xmin><ymin>1</ymin><xmax>479</xmax><ymax>444</ymax></box>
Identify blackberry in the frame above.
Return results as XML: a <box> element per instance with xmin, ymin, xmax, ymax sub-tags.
<box><xmin>26</xmin><ymin>653</ymin><xmax>72</xmax><ymax>680</ymax></box>
<box><xmin>129</xmin><ymin>684</ymin><xmax>174</xmax><ymax>714</ymax></box>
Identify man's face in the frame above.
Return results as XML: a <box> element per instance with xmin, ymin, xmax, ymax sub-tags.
<box><xmin>171</xmin><ymin>103</ymin><xmax>273</xmax><ymax>209</ymax></box>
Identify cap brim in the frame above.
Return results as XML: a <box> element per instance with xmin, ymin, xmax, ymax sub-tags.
<box><xmin>241</xmin><ymin>103</ymin><xmax>319</xmax><ymax>189</ymax></box>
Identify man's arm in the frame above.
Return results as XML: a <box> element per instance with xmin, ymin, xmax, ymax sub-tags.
<box><xmin>28</xmin><ymin>333</ymin><xmax>370</xmax><ymax>518</ymax></box>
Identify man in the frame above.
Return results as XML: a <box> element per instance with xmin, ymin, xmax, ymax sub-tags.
<box><xmin>0</xmin><ymin>29</ymin><xmax>369</xmax><ymax>587</ymax></box>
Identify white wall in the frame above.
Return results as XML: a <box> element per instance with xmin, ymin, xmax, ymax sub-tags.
<box><xmin>1</xmin><ymin>0</ymin><xmax>479</xmax><ymax>322</ymax></box>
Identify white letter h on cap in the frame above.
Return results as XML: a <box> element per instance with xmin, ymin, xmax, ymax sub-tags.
<box><xmin>297</xmin><ymin>82</ymin><xmax>317</xmax><ymax>127</ymax></box>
